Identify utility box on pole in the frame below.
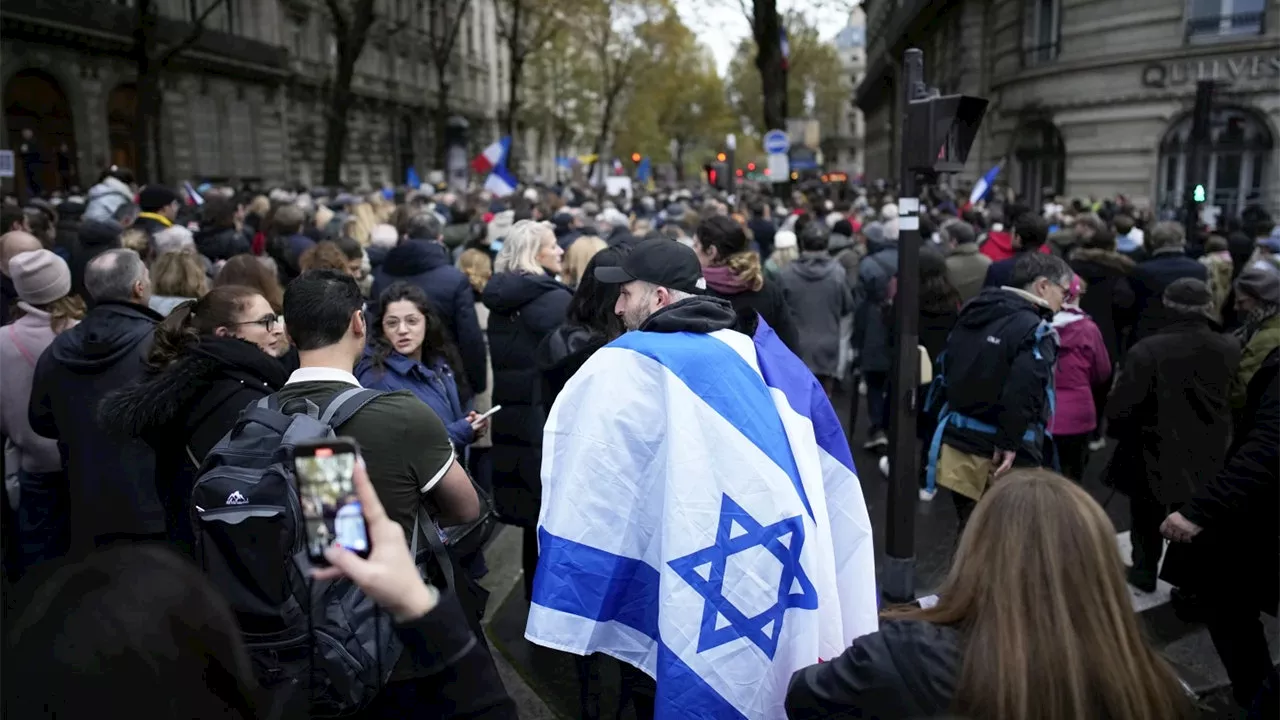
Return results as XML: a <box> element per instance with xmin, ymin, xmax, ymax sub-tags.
<box><xmin>883</xmin><ymin>48</ymin><xmax>989</xmax><ymax>605</ymax></box>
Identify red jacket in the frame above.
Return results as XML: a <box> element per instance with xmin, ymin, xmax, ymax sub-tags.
<box><xmin>980</xmin><ymin>230</ymin><xmax>1051</xmax><ymax>262</ymax></box>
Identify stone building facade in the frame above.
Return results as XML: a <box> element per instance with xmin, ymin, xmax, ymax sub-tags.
<box><xmin>1</xmin><ymin>0</ymin><xmax>540</xmax><ymax>194</ymax></box>
<box><xmin>829</xmin><ymin>7</ymin><xmax>868</xmax><ymax>180</ymax></box>
<box><xmin>857</xmin><ymin>0</ymin><xmax>1279</xmax><ymax>217</ymax></box>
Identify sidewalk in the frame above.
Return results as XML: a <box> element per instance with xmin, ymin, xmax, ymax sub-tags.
<box><xmin>479</xmin><ymin>524</ymin><xmax>562</xmax><ymax>720</ymax></box>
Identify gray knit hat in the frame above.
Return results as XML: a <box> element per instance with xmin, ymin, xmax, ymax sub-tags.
<box><xmin>10</xmin><ymin>249</ymin><xmax>71</xmax><ymax>305</ymax></box>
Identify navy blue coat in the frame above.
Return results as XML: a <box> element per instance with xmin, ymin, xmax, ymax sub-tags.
<box><xmin>356</xmin><ymin>351</ymin><xmax>473</xmax><ymax>448</ymax></box>
<box><xmin>1129</xmin><ymin>248</ymin><xmax>1208</xmax><ymax>345</ymax></box>
<box><xmin>371</xmin><ymin>238</ymin><xmax>487</xmax><ymax>399</ymax></box>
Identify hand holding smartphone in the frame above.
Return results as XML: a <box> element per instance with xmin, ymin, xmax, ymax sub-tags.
<box><xmin>293</xmin><ymin>437</ymin><xmax>371</xmax><ymax>565</ymax></box>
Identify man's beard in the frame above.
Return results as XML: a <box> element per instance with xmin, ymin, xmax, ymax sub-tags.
<box><xmin>621</xmin><ymin>305</ymin><xmax>650</xmax><ymax>331</ymax></box>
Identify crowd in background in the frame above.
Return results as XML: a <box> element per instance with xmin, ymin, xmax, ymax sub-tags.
<box><xmin>0</xmin><ymin>165</ymin><xmax>1277</xmax><ymax>718</ymax></box>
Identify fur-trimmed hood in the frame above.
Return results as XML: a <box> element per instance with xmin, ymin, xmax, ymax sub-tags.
<box><xmin>101</xmin><ymin>337</ymin><xmax>290</xmax><ymax>445</ymax></box>
<box><xmin>1070</xmin><ymin>247</ymin><xmax>1135</xmax><ymax>275</ymax></box>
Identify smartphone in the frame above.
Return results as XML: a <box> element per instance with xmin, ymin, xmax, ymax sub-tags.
<box><xmin>472</xmin><ymin>405</ymin><xmax>502</xmax><ymax>424</ymax></box>
<box><xmin>293</xmin><ymin>437</ymin><xmax>370</xmax><ymax>565</ymax></box>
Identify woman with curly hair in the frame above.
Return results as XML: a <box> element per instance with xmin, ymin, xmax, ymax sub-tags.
<box><xmin>694</xmin><ymin>214</ymin><xmax>799</xmax><ymax>351</ymax></box>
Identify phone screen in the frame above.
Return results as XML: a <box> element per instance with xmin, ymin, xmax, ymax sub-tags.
<box><xmin>294</xmin><ymin>440</ymin><xmax>370</xmax><ymax>562</ymax></box>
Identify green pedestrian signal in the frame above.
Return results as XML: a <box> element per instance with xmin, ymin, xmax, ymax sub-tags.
<box><xmin>1193</xmin><ymin>184</ymin><xmax>1206</xmax><ymax>203</ymax></box>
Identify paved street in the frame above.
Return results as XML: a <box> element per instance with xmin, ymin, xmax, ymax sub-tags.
<box><xmin>481</xmin><ymin>383</ymin><xmax>1277</xmax><ymax>718</ymax></box>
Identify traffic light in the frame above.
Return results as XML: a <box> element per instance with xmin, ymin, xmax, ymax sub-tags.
<box><xmin>631</xmin><ymin>153</ymin><xmax>641</xmax><ymax>163</ymax></box>
<box><xmin>704</xmin><ymin>163</ymin><xmax>717</xmax><ymax>187</ymax></box>
<box><xmin>747</xmin><ymin>162</ymin><xmax>756</xmax><ymax>171</ymax></box>
<box><xmin>1193</xmin><ymin>184</ymin><xmax>1206</xmax><ymax>203</ymax></box>
<box><xmin>716</xmin><ymin>152</ymin><xmax>727</xmax><ymax>162</ymax></box>
<box><xmin>736</xmin><ymin>168</ymin><xmax>744</xmax><ymax>177</ymax></box>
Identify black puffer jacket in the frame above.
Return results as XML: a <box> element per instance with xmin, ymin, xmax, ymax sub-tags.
<box><xmin>786</xmin><ymin>619</ymin><xmax>961</xmax><ymax>718</ymax></box>
<box><xmin>100</xmin><ymin>337</ymin><xmax>294</xmax><ymax>555</ymax></box>
<box><xmin>538</xmin><ymin>323</ymin><xmax>610</xmax><ymax>406</ymax></box>
<box><xmin>193</xmin><ymin>225</ymin><xmax>252</xmax><ymax>262</ymax></box>
<box><xmin>482</xmin><ymin>271</ymin><xmax>572</xmax><ymax>526</ymax></box>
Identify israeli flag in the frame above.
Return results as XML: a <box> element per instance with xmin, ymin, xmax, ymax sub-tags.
<box><xmin>968</xmin><ymin>161</ymin><xmax>1003</xmax><ymax>206</ymax></box>
<box><xmin>526</xmin><ymin>321</ymin><xmax>879</xmax><ymax>719</ymax></box>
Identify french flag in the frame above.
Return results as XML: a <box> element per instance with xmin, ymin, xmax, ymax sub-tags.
<box><xmin>484</xmin><ymin>163</ymin><xmax>518</xmax><ymax>197</ymax></box>
<box><xmin>967</xmin><ymin>161</ymin><xmax>1003</xmax><ymax>207</ymax></box>
<box><xmin>471</xmin><ymin>137</ymin><xmax>510</xmax><ymax>175</ymax></box>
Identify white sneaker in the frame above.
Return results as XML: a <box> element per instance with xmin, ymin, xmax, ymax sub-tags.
<box><xmin>878</xmin><ymin>456</ymin><xmax>890</xmax><ymax>476</ymax></box>
<box><xmin>918</xmin><ymin>488</ymin><xmax>936</xmax><ymax>501</ymax></box>
<box><xmin>1088</xmin><ymin>438</ymin><xmax>1107</xmax><ymax>452</ymax></box>
<box><xmin>863</xmin><ymin>431</ymin><xmax>888</xmax><ymax>450</ymax></box>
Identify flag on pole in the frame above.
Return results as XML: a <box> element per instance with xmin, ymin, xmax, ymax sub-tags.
<box><xmin>484</xmin><ymin>163</ymin><xmax>518</xmax><ymax>197</ymax></box>
<box><xmin>612</xmin><ymin>158</ymin><xmax>624</xmax><ymax>175</ymax></box>
<box><xmin>780</xmin><ymin>25</ymin><xmax>790</xmax><ymax>71</ymax></box>
<box><xmin>471</xmin><ymin>136</ymin><xmax>511</xmax><ymax>174</ymax></box>
<box><xmin>968</xmin><ymin>161</ymin><xmax>1003</xmax><ymax>206</ymax></box>
<box><xmin>526</xmin><ymin>320</ymin><xmax>879</xmax><ymax>719</ymax></box>
<box><xmin>183</xmin><ymin>181</ymin><xmax>204</xmax><ymax>206</ymax></box>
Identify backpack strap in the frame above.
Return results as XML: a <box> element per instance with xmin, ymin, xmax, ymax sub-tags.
<box><xmin>319</xmin><ymin>387</ymin><xmax>385</xmax><ymax>428</ymax></box>
<box><xmin>411</xmin><ymin>505</ymin><xmax>456</xmax><ymax>591</ymax></box>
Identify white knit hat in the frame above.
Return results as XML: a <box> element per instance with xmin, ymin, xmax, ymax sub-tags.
<box><xmin>10</xmin><ymin>249</ymin><xmax>71</xmax><ymax>305</ymax></box>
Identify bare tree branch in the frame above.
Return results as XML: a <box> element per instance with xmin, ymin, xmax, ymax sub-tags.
<box><xmin>158</xmin><ymin>0</ymin><xmax>229</xmax><ymax>66</ymax></box>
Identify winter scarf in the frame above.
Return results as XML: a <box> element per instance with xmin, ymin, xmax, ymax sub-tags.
<box><xmin>1235</xmin><ymin>305</ymin><xmax>1280</xmax><ymax>346</ymax></box>
<box><xmin>702</xmin><ymin>264</ymin><xmax>751</xmax><ymax>295</ymax></box>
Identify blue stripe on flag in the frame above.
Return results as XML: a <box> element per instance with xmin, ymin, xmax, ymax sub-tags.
<box><xmin>533</xmin><ymin>528</ymin><xmax>660</xmax><ymax>639</ymax></box>
<box><xmin>531</xmin><ymin>529</ymin><xmax>749</xmax><ymax>719</ymax></box>
<box><xmin>611</xmin><ymin>331</ymin><xmax>814</xmax><ymax>519</ymax></box>
<box><xmin>656</xmin><ymin>643</ymin><xmax>750</xmax><ymax>719</ymax></box>
<box><xmin>752</xmin><ymin>320</ymin><xmax>858</xmax><ymax>474</ymax></box>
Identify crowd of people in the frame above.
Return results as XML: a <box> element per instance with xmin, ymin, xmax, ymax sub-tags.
<box><xmin>0</xmin><ymin>166</ymin><xmax>1276</xmax><ymax>718</ymax></box>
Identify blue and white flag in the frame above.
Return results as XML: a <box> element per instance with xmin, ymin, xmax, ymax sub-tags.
<box><xmin>527</xmin><ymin>321</ymin><xmax>878</xmax><ymax>719</ymax></box>
<box><xmin>483</xmin><ymin>163</ymin><xmax>518</xmax><ymax>197</ymax></box>
<box><xmin>968</xmin><ymin>161</ymin><xmax>1003</xmax><ymax>206</ymax></box>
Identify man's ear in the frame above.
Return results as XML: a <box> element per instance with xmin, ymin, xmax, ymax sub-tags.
<box><xmin>352</xmin><ymin>308</ymin><xmax>366</xmax><ymax>338</ymax></box>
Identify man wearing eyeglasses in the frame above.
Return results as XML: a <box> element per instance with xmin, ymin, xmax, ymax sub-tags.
<box><xmin>926</xmin><ymin>252</ymin><xmax>1071</xmax><ymax>530</ymax></box>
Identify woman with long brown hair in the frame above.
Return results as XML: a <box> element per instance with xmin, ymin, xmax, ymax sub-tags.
<box><xmin>786</xmin><ymin>470</ymin><xmax>1193</xmax><ymax>720</ymax></box>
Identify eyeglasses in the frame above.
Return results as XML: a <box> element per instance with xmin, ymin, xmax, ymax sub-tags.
<box><xmin>231</xmin><ymin>314</ymin><xmax>280</xmax><ymax>331</ymax></box>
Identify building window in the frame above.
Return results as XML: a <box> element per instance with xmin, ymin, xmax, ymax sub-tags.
<box><xmin>1158</xmin><ymin>106</ymin><xmax>1273</xmax><ymax>218</ymax></box>
<box><xmin>1021</xmin><ymin>0</ymin><xmax>1060</xmax><ymax>67</ymax></box>
<box><xmin>1014</xmin><ymin>120</ymin><xmax>1065</xmax><ymax>208</ymax></box>
<box><xmin>1186</xmin><ymin>0</ymin><xmax>1265</xmax><ymax>40</ymax></box>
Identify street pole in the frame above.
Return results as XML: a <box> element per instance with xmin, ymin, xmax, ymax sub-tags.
<box><xmin>882</xmin><ymin>48</ymin><xmax>926</xmax><ymax>604</ymax></box>
<box><xmin>1184</xmin><ymin>80</ymin><xmax>1215</xmax><ymax>249</ymax></box>
<box><xmin>726</xmin><ymin>133</ymin><xmax>737</xmax><ymax>197</ymax></box>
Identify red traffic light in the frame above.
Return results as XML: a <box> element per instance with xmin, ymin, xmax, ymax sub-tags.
<box><xmin>736</xmin><ymin>169</ymin><xmax>744</xmax><ymax>177</ymax></box>
<box><xmin>708</xmin><ymin>169</ymin><xmax>718</xmax><ymax>185</ymax></box>
<box><xmin>763</xmin><ymin>168</ymin><xmax>771</xmax><ymax>176</ymax></box>
<box><xmin>747</xmin><ymin>162</ymin><xmax>756</xmax><ymax>171</ymax></box>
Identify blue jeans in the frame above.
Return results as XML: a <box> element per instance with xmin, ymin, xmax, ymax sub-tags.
<box><xmin>17</xmin><ymin>469</ymin><xmax>70</xmax><ymax>575</ymax></box>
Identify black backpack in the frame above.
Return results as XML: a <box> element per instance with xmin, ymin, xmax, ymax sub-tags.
<box><xmin>191</xmin><ymin>388</ymin><xmax>401</xmax><ymax>718</ymax></box>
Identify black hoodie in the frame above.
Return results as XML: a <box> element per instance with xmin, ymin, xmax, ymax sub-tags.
<box><xmin>193</xmin><ymin>225</ymin><xmax>252</xmax><ymax>262</ymax></box>
<box><xmin>938</xmin><ymin>287</ymin><xmax>1059</xmax><ymax>462</ymax></box>
<box><xmin>480</xmin><ymin>271</ymin><xmax>571</xmax><ymax>526</ymax></box>
<box><xmin>100</xmin><ymin>337</ymin><xmax>294</xmax><ymax>554</ymax></box>
<box><xmin>29</xmin><ymin>301</ymin><xmax>166</xmax><ymax>551</ymax></box>
<box><xmin>69</xmin><ymin>219</ymin><xmax>123</xmax><ymax>302</ymax></box>
<box><xmin>371</xmin><ymin>238</ymin><xmax>487</xmax><ymax>398</ymax></box>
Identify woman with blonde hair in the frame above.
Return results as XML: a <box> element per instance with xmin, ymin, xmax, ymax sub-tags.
<box><xmin>482</xmin><ymin>219</ymin><xmax>570</xmax><ymax>600</ymax></box>
<box><xmin>560</xmin><ymin>236</ymin><xmax>606</xmax><ymax>289</ymax></box>
<box><xmin>695</xmin><ymin>215</ymin><xmax>799</xmax><ymax>351</ymax></box>
<box><xmin>149</xmin><ymin>250</ymin><xmax>209</xmax><ymax>316</ymax></box>
<box><xmin>786</xmin><ymin>469</ymin><xmax>1194</xmax><ymax>720</ymax></box>
<box><xmin>348</xmin><ymin>203</ymin><xmax>378</xmax><ymax>246</ymax></box>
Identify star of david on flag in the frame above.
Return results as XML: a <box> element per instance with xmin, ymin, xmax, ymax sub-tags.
<box><xmin>669</xmin><ymin>495</ymin><xmax>818</xmax><ymax>659</ymax></box>
<box><xmin>526</xmin><ymin>322</ymin><xmax>880</xmax><ymax>718</ymax></box>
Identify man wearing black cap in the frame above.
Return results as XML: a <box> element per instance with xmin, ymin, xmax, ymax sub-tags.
<box><xmin>134</xmin><ymin>185</ymin><xmax>181</xmax><ymax>238</ymax></box>
<box><xmin>593</xmin><ymin>237</ymin><xmax>725</xmax><ymax>332</ymax></box>
<box><xmin>1105</xmin><ymin>277</ymin><xmax>1240</xmax><ymax>593</ymax></box>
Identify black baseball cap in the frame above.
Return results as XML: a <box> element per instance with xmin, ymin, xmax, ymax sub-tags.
<box><xmin>594</xmin><ymin>237</ymin><xmax>706</xmax><ymax>294</ymax></box>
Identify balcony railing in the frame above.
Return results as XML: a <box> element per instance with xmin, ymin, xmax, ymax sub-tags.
<box><xmin>1186</xmin><ymin>11</ymin><xmax>1265</xmax><ymax>39</ymax></box>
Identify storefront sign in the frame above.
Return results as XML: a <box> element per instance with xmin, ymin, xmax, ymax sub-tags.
<box><xmin>1142</xmin><ymin>53</ymin><xmax>1280</xmax><ymax>89</ymax></box>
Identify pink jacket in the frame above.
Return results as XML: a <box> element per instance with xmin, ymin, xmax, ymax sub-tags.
<box><xmin>0</xmin><ymin>303</ymin><xmax>76</xmax><ymax>473</ymax></box>
<box><xmin>1048</xmin><ymin>307</ymin><xmax>1112</xmax><ymax>436</ymax></box>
